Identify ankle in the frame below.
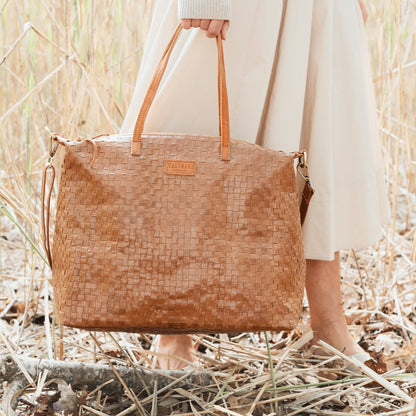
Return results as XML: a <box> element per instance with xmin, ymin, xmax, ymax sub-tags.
<box><xmin>159</xmin><ymin>334</ymin><xmax>193</xmax><ymax>344</ymax></box>
<box><xmin>310</xmin><ymin>315</ymin><xmax>348</xmax><ymax>334</ymax></box>
<box><xmin>309</xmin><ymin>324</ymin><xmax>365</xmax><ymax>356</ymax></box>
<box><xmin>156</xmin><ymin>334</ymin><xmax>197</xmax><ymax>370</ymax></box>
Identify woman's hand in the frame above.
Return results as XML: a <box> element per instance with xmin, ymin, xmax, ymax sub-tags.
<box><xmin>357</xmin><ymin>0</ymin><xmax>368</xmax><ymax>25</ymax></box>
<box><xmin>181</xmin><ymin>19</ymin><xmax>230</xmax><ymax>40</ymax></box>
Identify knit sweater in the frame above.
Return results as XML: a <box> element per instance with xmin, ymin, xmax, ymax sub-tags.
<box><xmin>177</xmin><ymin>0</ymin><xmax>232</xmax><ymax>21</ymax></box>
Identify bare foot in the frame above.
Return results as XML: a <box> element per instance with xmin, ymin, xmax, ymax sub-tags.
<box><xmin>310</xmin><ymin>318</ymin><xmax>366</xmax><ymax>356</ymax></box>
<box><xmin>155</xmin><ymin>335</ymin><xmax>197</xmax><ymax>370</ymax></box>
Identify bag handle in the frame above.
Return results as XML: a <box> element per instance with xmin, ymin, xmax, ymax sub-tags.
<box><xmin>131</xmin><ymin>22</ymin><xmax>231</xmax><ymax>161</ymax></box>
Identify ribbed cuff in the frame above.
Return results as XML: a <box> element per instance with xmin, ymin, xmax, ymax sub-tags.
<box><xmin>177</xmin><ymin>0</ymin><xmax>232</xmax><ymax>21</ymax></box>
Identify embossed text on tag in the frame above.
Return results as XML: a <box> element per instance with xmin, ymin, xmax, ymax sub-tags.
<box><xmin>165</xmin><ymin>160</ymin><xmax>196</xmax><ymax>175</ymax></box>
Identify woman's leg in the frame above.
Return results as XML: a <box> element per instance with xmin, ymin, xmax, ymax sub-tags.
<box><xmin>305</xmin><ymin>251</ymin><xmax>365</xmax><ymax>355</ymax></box>
<box><xmin>156</xmin><ymin>334</ymin><xmax>196</xmax><ymax>370</ymax></box>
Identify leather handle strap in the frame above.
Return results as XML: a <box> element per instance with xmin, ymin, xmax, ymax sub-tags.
<box><xmin>131</xmin><ymin>22</ymin><xmax>231</xmax><ymax>161</ymax></box>
<box><xmin>217</xmin><ymin>32</ymin><xmax>231</xmax><ymax>160</ymax></box>
<box><xmin>41</xmin><ymin>162</ymin><xmax>55</xmax><ymax>269</ymax></box>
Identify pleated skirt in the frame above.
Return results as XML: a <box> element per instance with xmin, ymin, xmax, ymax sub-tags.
<box><xmin>120</xmin><ymin>0</ymin><xmax>390</xmax><ymax>260</ymax></box>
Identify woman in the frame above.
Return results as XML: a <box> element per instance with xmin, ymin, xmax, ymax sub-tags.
<box><xmin>120</xmin><ymin>0</ymin><xmax>390</xmax><ymax>370</ymax></box>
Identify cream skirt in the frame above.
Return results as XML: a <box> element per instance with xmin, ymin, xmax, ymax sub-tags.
<box><xmin>120</xmin><ymin>0</ymin><xmax>390</xmax><ymax>260</ymax></box>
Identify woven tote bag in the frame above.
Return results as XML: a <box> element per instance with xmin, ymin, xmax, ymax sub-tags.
<box><xmin>41</xmin><ymin>22</ymin><xmax>314</xmax><ymax>334</ymax></box>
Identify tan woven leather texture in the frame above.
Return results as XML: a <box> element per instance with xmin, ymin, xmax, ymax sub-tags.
<box><xmin>44</xmin><ymin>22</ymin><xmax>311</xmax><ymax>334</ymax></box>
<box><xmin>51</xmin><ymin>134</ymin><xmax>305</xmax><ymax>333</ymax></box>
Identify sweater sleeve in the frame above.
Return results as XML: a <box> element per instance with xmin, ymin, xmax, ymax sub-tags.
<box><xmin>177</xmin><ymin>0</ymin><xmax>232</xmax><ymax>21</ymax></box>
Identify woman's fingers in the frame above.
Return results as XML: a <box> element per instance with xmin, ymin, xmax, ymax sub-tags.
<box><xmin>191</xmin><ymin>19</ymin><xmax>201</xmax><ymax>28</ymax></box>
<box><xmin>206</xmin><ymin>19</ymin><xmax>224</xmax><ymax>38</ymax></box>
<box><xmin>199</xmin><ymin>19</ymin><xmax>210</xmax><ymax>31</ymax></box>
<box><xmin>180</xmin><ymin>18</ymin><xmax>230</xmax><ymax>40</ymax></box>
<box><xmin>181</xmin><ymin>18</ymin><xmax>192</xmax><ymax>29</ymax></box>
<box><xmin>221</xmin><ymin>20</ymin><xmax>230</xmax><ymax>40</ymax></box>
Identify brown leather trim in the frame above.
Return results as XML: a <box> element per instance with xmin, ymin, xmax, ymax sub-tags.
<box><xmin>300</xmin><ymin>180</ymin><xmax>315</xmax><ymax>226</ymax></box>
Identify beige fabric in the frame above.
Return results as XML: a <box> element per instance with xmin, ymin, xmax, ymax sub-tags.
<box><xmin>177</xmin><ymin>0</ymin><xmax>232</xmax><ymax>20</ymax></box>
<box><xmin>120</xmin><ymin>0</ymin><xmax>390</xmax><ymax>261</ymax></box>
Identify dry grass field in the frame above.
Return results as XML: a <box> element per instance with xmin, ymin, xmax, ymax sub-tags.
<box><xmin>0</xmin><ymin>0</ymin><xmax>415</xmax><ymax>415</ymax></box>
